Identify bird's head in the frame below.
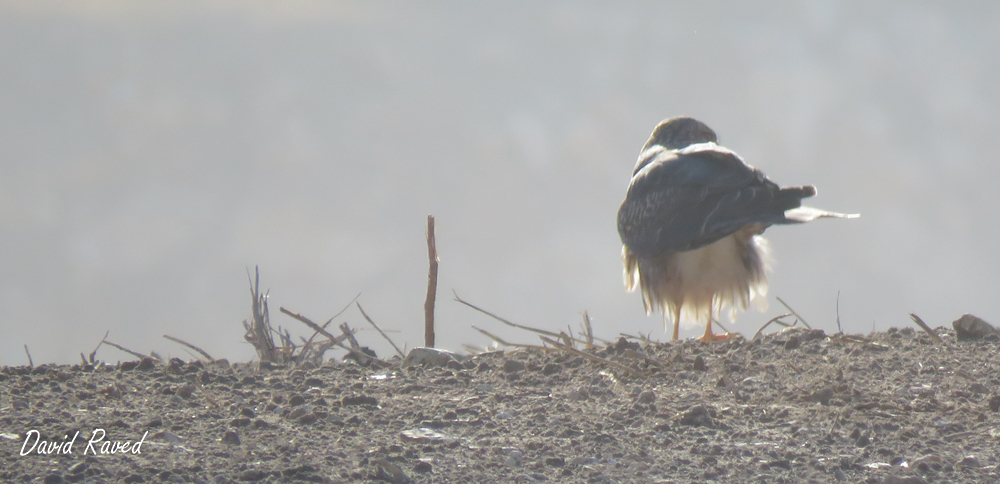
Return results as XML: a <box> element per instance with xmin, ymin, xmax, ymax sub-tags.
<box><xmin>643</xmin><ymin>117</ymin><xmax>718</xmax><ymax>151</ymax></box>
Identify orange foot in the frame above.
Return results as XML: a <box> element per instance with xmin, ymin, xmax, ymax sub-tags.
<box><xmin>697</xmin><ymin>332</ymin><xmax>730</xmax><ymax>342</ymax></box>
<box><xmin>698</xmin><ymin>320</ymin><xmax>729</xmax><ymax>342</ymax></box>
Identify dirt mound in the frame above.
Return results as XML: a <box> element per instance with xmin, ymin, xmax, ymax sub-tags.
<box><xmin>3</xmin><ymin>326</ymin><xmax>1000</xmax><ymax>483</ymax></box>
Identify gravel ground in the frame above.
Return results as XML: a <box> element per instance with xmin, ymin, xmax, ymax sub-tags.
<box><xmin>3</xmin><ymin>324</ymin><xmax>1000</xmax><ymax>484</ymax></box>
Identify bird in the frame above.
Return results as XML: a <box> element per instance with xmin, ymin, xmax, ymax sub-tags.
<box><xmin>616</xmin><ymin>117</ymin><xmax>857</xmax><ymax>342</ymax></box>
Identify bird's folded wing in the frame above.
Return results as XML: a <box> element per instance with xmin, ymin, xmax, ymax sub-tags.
<box><xmin>783</xmin><ymin>206</ymin><xmax>860</xmax><ymax>223</ymax></box>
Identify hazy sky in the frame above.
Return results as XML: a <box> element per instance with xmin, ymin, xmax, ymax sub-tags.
<box><xmin>2</xmin><ymin>1</ymin><xmax>998</xmax><ymax>365</ymax></box>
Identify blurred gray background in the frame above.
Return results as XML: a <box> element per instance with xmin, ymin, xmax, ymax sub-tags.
<box><xmin>2</xmin><ymin>1</ymin><xmax>997</xmax><ymax>366</ymax></box>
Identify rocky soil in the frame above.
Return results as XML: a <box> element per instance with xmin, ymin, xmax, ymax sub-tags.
<box><xmin>3</xmin><ymin>325</ymin><xmax>1000</xmax><ymax>484</ymax></box>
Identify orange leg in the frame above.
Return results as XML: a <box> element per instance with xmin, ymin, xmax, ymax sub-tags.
<box><xmin>671</xmin><ymin>305</ymin><xmax>681</xmax><ymax>341</ymax></box>
<box><xmin>698</xmin><ymin>311</ymin><xmax>729</xmax><ymax>342</ymax></box>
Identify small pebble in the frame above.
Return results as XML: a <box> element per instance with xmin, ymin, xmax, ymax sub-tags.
<box><xmin>505</xmin><ymin>449</ymin><xmax>524</xmax><ymax>467</ymax></box>
<box><xmin>220</xmin><ymin>430</ymin><xmax>240</xmax><ymax>446</ymax></box>
<box><xmin>288</xmin><ymin>406</ymin><xmax>310</xmax><ymax>420</ymax></box>
<box><xmin>176</xmin><ymin>384</ymin><xmax>196</xmax><ymax>399</ymax></box>
<box><xmin>503</xmin><ymin>359</ymin><xmax>526</xmax><ymax>373</ymax></box>
<box><xmin>636</xmin><ymin>390</ymin><xmax>655</xmax><ymax>404</ymax></box>
<box><xmin>679</xmin><ymin>405</ymin><xmax>713</xmax><ymax>427</ymax></box>
<box><xmin>809</xmin><ymin>388</ymin><xmax>835</xmax><ymax>406</ymax></box>
<box><xmin>136</xmin><ymin>358</ymin><xmax>155</xmax><ymax>371</ymax></box>
<box><xmin>988</xmin><ymin>395</ymin><xmax>1000</xmax><ymax>412</ymax></box>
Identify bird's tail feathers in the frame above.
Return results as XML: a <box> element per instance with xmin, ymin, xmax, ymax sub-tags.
<box><xmin>783</xmin><ymin>206</ymin><xmax>860</xmax><ymax>223</ymax></box>
<box><xmin>622</xmin><ymin>246</ymin><xmax>640</xmax><ymax>293</ymax></box>
<box><xmin>780</xmin><ymin>185</ymin><xmax>817</xmax><ymax>199</ymax></box>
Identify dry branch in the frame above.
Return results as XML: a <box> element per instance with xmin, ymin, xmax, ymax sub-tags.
<box><xmin>835</xmin><ymin>291</ymin><xmax>843</xmax><ymax>334</ymax></box>
<box><xmin>89</xmin><ymin>331</ymin><xmax>109</xmax><ymax>364</ymax></box>
<box><xmin>291</xmin><ymin>294</ymin><xmax>360</xmax><ymax>364</ymax></box>
<box><xmin>909</xmin><ymin>313</ymin><xmax>943</xmax><ymax>343</ymax></box>
<box><xmin>279</xmin><ymin>307</ymin><xmax>350</xmax><ymax>345</ymax></box>
<box><xmin>332</xmin><ymin>293</ymin><xmax>363</xmax><ymax>320</ymax></box>
<box><xmin>301</xmin><ymin>318</ymin><xmax>333</xmax><ymax>349</ymax></box>
<box><xmin>24</xmin><ymin>345</ymin><xmax>33</xmax><ymax>367</ymax></box>
<box><xmin>244</xmin><ymin>266</ymin><xmax>279</xmax><ymax>363</ymax></box>
<box><xmin>101</xmin><ymin>338</ymin><xmax>154</xmax><ymax>361</ymax></box>
<box><xmin>163</xmin><ymin>335</ymin><xmax>214</xmax><ymax>361</ymax></box>
<box><xmin>339</xmin><ymin>322</ymin><xmax>361</xmax><ymax>349</ymax></box>
<box><xmin>581</xmin><ymin>311</ymin><xmax>594</xmax><ymax>346</ymax></box>
<box><xmin>357</xmin><ymin>302</ymin><xmax>405</xmax><ymax>358</ymax></box>
<box><xmin>278</xmin><ymin>306</ymin><xmax>393</xmax><ymax>368</ymax></box>
<box><xmin>776</xmin><ymin>297</ymin><xmax>812</xmax><ymax>329</ymax></box>
<box><xmin>424</xmin><ymin>215</ymin><xmax>439</xmax><ymax>347</ymax></box>
<box><xmin>561</xmin><ymin>330</ymin><xmax>574</xmax><ymax>348</ymax></box>
<box><xmin>471</xmin><ymin>326</ymin><xmax>546</xmax><ymax>350</ymax></box>
<box><xmin>751</xmin><ymin>313</ymin><xmax>794</xmax><ymax>341</ymax></box>
<box><xmin>455</xmin><ymin>291</ymin><xmax>594</xmax><ymax>347</ymax></box>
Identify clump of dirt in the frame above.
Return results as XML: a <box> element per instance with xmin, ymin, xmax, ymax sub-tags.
<box><xmin>3</xmin><ymin>326</ymin><xmax>1000</xmax><ymax>483</ymax></box>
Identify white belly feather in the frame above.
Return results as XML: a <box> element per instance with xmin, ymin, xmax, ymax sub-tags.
<box><xmin>625</xmin><ymin>229</ymin><xmax>770</xmax><ymax>329</ymax></box>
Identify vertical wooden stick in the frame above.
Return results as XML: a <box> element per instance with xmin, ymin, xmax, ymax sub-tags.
<box><xmin>424</xmin><ymin>215</ymin><xmax>438</xmax><ymax>348</ymax></box>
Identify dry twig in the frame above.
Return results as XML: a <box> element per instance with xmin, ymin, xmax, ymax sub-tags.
<box><xmin>751</xmin><ymin>313</ymin><xmax>795</xmax><ymax>341</ymax></box>
<box><xmin>835</xmin><ymin>291</ymin><xmax>843</xmax><ymax>334</ymax></box>
<box><xmin>340</xmin><ymin>322</ymin><xmax>361</xmax><ymax>349</ymax></box>
<box><xmin>357</xmin><ymin>302</ymin><xmax>405</xmax><ymax>358</ymax></box>
<box><xmin>301</xmin><ymin>322</ymin><xmax>338</xmax><ymax>363</ymax></box>
<box><xmin>776</xmin><ymin>297</ymin><xmax>812</xmax><ymax>329</ymax></box>
<box><xmin>101</xmin><ymin>338</ymin><xmax>154</xmax><ymax>361</ymax></box>
<box><xmin>296</xmin><ymin>293</ymin><xmax>361</xmax><ymax>363</ymax></box>
<box><xmin>24</xmin><ymin>345</ymin><xmax>33</xmax><ymax>367</ymax></box>
<box><xmin>163</xmin><ymin>335</ymin><xmax>214</xmax><ymax>361</ymax></box>
<box><xmin>89</xmin><ymin>331</ymin><xmax>108</xmax><ymax>364</ymax></box>
<box><xmin>300</xmin><ymin>320</ymin><xmax>332</xmax><ymax>344</ymax></box>
<box><xmin>244</xmin><ymin>266</ymin><xmax>279</xmax><ymax>363</ymax></box>
<box><xmin>909</xmin><ymin>313</ymin><xmax>943</xmax><ymax>343</ymax></box>
<box><xmin>560</xmin><ymin>330</ymin><xmax>574</xmax><ymax>348</ymax></box>
<box><xmin>471</xmin><ymin>325</ymin><xmax>546</xmax><ymax>350</ymax></box>
<box><xmin>455</xmin><ymin>291</ymin><xmax>594</xmax><ymax>347</ymax></box>
<box><xmin>618</xmin><ymin>333</ymin><xmax>648</xmax><ymax>342</ymax></box>
<box><xmin>581</xmin><ymin>311</ymin><xmax>594</xmax><ymax>346</ymax></box>
<box><xmin>279</xmin><ymin>307</ymin><xmax>392</xmax><ymax>367</ymax></box>
<box><xmin>424</xmin><ymin>215</ymin><xmax>439</xmax><ymax>347</ymax></box>
<box><xmin>279</xmin><ymin>307</ymin><xmax>350</xmax><ymax>345</ymax></box>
